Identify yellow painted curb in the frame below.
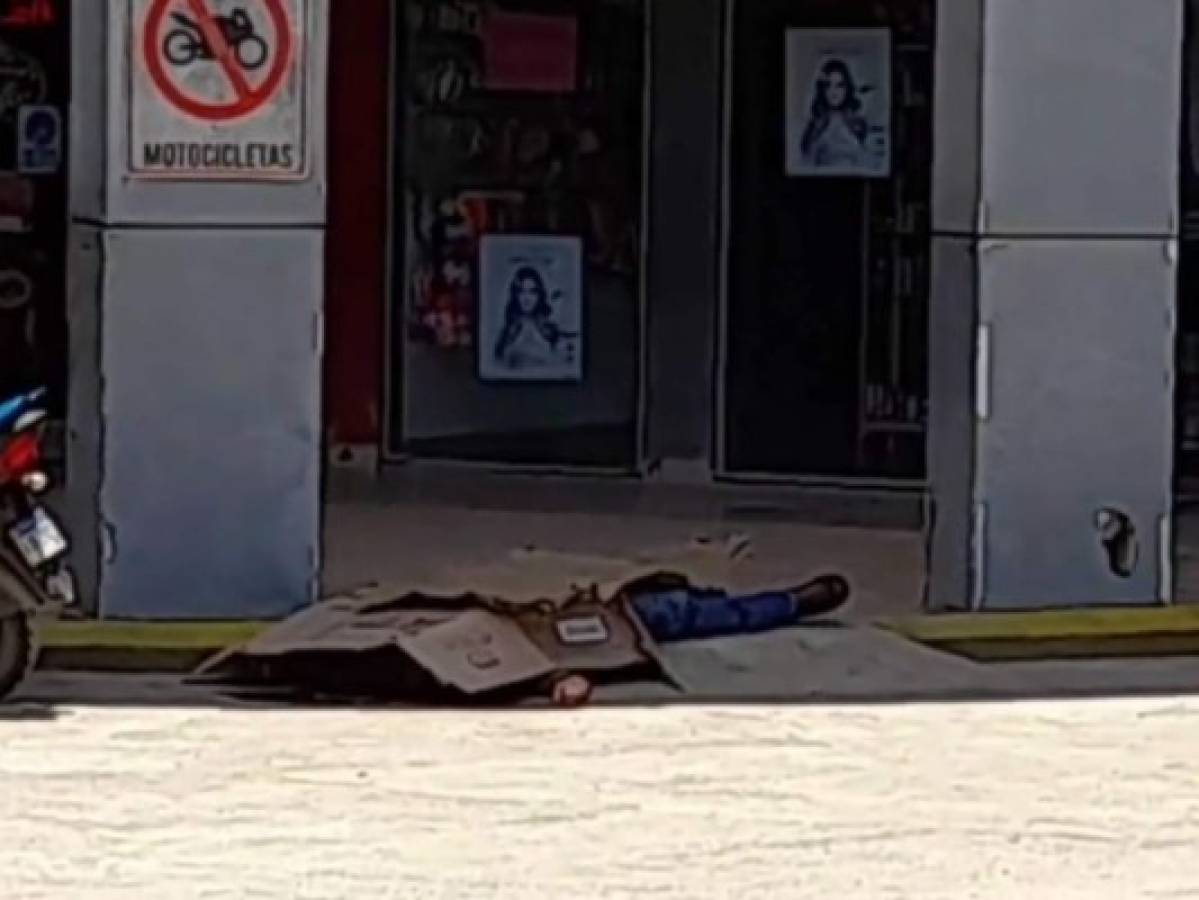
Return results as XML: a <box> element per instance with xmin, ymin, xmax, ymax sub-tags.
<box><xmin>881</xmin><ymin>606</ymin><xmax>1199</xmax><ymax>661</ymax></box>
<box><xmin>882</xmin><ymin>606</ymin><xmax>1199</xmax><ymax>642</ymax></box>
<box><xmin>35</xmin><ymin>620</ymin><xmax>272</xmax><ymax>673</ymax></box>
<box><xmin>37</xmin><ymin>606</ymin><xmax>1199</xmax><ymax>669</ymax></box>
<box><xmin>42</xmin><ymin>620</ymin><xmax>269</xmax><ymax>651</ymax></box>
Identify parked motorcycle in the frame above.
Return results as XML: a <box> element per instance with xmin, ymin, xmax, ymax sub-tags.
<box><xmin>0</xmin><ymin>388</ymin><xmax>75</xmax><ymax>700</ymax></box>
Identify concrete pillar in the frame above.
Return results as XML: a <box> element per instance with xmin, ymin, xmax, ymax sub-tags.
<box><xmin>927</xmin><ymin>0</ymin><xmax>1182</xmax><ymax>610</ymax></box>
<box><xmin>643</xmin><ymin>0</ymin><xmax>723</xmax><ymax>480</ymax></box>
<box><xmin>65</xmin><ymin>0</ymin><xmax>328</xmax><ymax>619</ymax></box>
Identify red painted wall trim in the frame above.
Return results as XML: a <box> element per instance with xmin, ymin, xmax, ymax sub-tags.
<box><xmin>324</xmin><ymin>0</ymin><xmax>390</xmax><ymax>446</ymax></box>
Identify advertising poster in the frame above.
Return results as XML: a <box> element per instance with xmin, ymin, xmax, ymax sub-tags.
<box><xmin>477</xmin><ymin>233</ymin><xmax>582</xmax><ymax>383</ymax></box>
<box><xmin>785</xmin><ymin>28</ymin><xmax>891</xmax><ymax>178</ymax></box>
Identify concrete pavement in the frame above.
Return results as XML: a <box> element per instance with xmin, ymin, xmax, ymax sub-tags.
<box><xmin>3</xmin><ymin>677</ymin><xmax>1199</xmax><ymax>899</ymax></box>
<box><xmin>319</xmin><ymin>493</ymin><xmax>927</xmax><ymax>624</ymax></box>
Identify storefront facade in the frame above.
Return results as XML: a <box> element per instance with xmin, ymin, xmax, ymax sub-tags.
<box><xmin>54</xmin><ymin>0</ymin><xmax>1189</xmax><ymax>617</ymax></box>
<box><xmin>321</xmin><ymin>0</ymin><xmax>1189</xmax><ymax>613</ymax></box>
<box><xmin>325</xmin><ymin>0</ymin><xmax>936</xmax><ymax>485</ymax></box>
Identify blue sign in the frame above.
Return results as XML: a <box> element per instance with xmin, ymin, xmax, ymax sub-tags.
<box><xmin>17</xmin><ymin>104</ymin><xmax>61</xmax><ymax>174</ymax></box>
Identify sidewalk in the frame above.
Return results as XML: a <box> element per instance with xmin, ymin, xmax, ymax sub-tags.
<box><xmin>320</xmin><ymin>474</ymin><xmax>927</xmax><ymax>624</ymax></box>
<box><xmin>34</xmin><ymin>474</ymin><xmax>1199</xmax><ymax>703</ymax></box>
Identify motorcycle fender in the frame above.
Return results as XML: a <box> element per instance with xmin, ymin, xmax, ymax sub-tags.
<box><xmin>0</xmin><ymin>564</ymin><xmax>37</xmax><ymax>617</ymax></box>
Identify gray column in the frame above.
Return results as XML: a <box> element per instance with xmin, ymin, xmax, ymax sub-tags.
<box><xmin>65</xmin><ymin>0</ymin><xmax>328</xmax><ymax>619</ymax></box>
<box><xmin>643</xmin><ymin>0</ymin><xmax>724</xmax><ymax>478</ymax></box>
<box><xmin>927</xmin><ymin>0</ymin><xmax>1182</xmax><ymax>610</ymax></box>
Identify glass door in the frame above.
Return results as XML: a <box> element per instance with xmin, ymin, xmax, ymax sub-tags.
<box><xmin>386</xmin><ymin>0</ymin><xmax>646</xmax><ymax>469</ymax></box>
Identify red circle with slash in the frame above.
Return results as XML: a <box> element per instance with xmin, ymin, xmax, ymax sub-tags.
<box><xmin>142</xmin><ymin>0</ymin><xmax>293</xmax><ymax>122</ymax></box>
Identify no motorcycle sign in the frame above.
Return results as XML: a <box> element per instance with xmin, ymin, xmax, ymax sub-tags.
<box><xmin>129</xmin><ymin>0</ymin><xmax>308</xmax><ymax>180</ymax></box>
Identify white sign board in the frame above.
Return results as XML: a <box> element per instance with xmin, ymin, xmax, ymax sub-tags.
<box><xmin>784</xmin><ymin>28</ymin><xmax>891</xmax><ymax>178</ymax></box>
<box><xmin>128</xmin><ymin>0</ymin><xmax>308</xmax><ymax>181</ymax></box>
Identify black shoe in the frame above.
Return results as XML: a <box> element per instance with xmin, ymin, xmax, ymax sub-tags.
<box><xmin>786</xmin><ymin>574</ymin><xmax>851</xmax><ymax>621</ymax></box>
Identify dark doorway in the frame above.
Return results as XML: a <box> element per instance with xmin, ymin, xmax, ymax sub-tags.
<box><xmin>1174</xmin><ymin>0</ymin><xmax>1199</xmax><ymax>600</ymax></box>
<box><xmin>721</xmin><ymin>0</ymin><xmax>933</xmax><ymax>481</ymax></box>
<box><xmin>1177</xmin><ymin>0</ymin><xmax>1199</xmax><ymax>499</ymax></box>
<box><xmin>0</xmin><ymin>3</ymin><xmax>69</xmax><ymax>426</ymax></box>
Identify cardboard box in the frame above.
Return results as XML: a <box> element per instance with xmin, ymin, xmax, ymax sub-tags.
<box><xmin>194</xmin><ymin>583</ymin><xmax>673</xmax><ymax>701</ymax></box>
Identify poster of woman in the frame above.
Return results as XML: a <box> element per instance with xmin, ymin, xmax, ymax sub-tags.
<box><xmin>478</xmin><ymin>234</ymin><xmax>583</xmax><ymax>382</ymax></box>
<box><xmin>785</xmin><ymin>28</ymin><xmax>891</xmax><ymax>178</ymax></box>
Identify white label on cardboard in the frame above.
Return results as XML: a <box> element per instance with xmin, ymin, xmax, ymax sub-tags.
<box><xmin>554</xmin><ymin>615</ymin><xmax>610</xmax><ymax>646</ymax></box>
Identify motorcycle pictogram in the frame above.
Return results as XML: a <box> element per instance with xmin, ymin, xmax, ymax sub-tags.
<box><xmin>162</xmin><ymin>8</ymin><xmax>268</xmax><ymax>71</ymax></box>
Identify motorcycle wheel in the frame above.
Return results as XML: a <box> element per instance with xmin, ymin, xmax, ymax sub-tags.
<box><xmin>0</xmin><ymin>611</ymin><xmax>35</xmax><ymax>702</ymax></box>
<box><xmin>236</xmin><ymin>36</ymin><xmax>268</xmax><ymax>71</ymax></box>
<box><xmin>163</xmin><ymin>30</ymin><xmax>197</xmax><ymax>67</ymax></box>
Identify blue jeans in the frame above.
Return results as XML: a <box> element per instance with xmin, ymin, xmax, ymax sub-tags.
<box><xmin>631</xmin><ymin>588</ymin><xmax>797</xmax><ymax>644</ymax></box>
